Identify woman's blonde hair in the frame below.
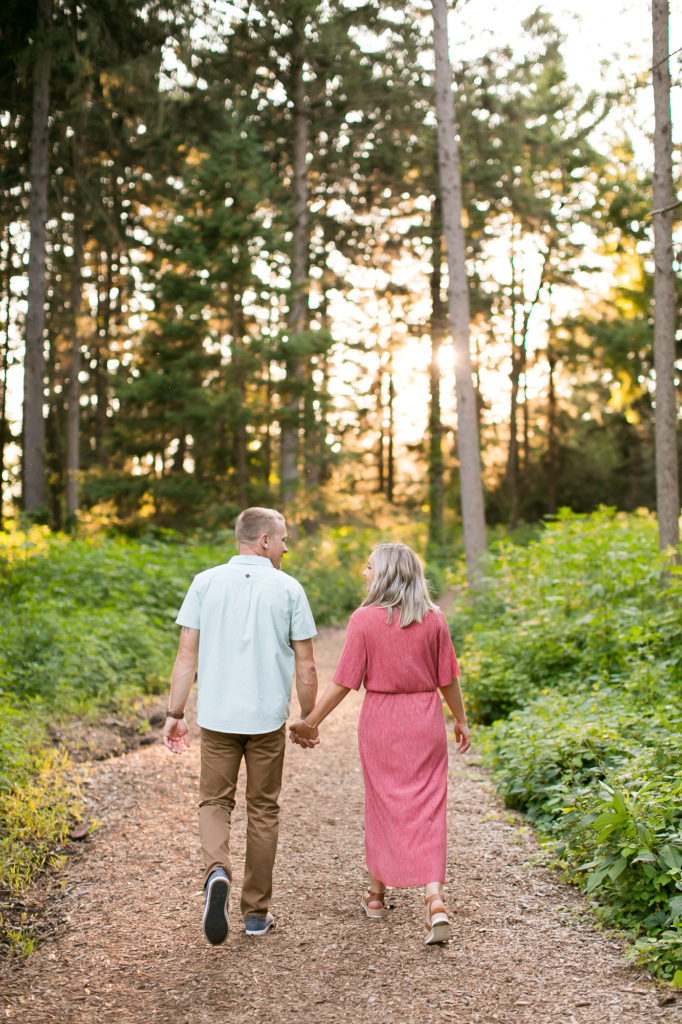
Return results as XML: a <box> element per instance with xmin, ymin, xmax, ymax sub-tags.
<box><xmin>362</xmin><ymin>542</ymin><xmax>439</xmax><ymax>627</ymax></box>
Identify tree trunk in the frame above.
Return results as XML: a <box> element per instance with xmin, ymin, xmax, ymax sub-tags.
<box><xmin>432</xmin><ymin>0</ymin><xmax>486</xmax><ymax>581</ymax></box>
<box><xmin>506</xmin><ymin>348</ymin><xmax>521</xmax><ymax>528</ymax></box>
<box><xmin>506</xmin><ymin>239</ymin><xmax>521</xmax><ymax>527</ymax></box>
<box><xmin>428</xmin><ymin>196</ymin><xmax>445</xmax><ymax>547</ymax></box>
<box><xmin>522</xmin><ymin>371</ymin><xmax>530</xmax><ymax>489</ymax></box>
<box><xmin>23</xmin><ymin>0</ymin><xmax>52</xmax><ymax>514</ymax></box>
<box><xmin>65</xmin><ymin>214</ymin><xmax>84</xmax><ymax>521</ymax></box>
<box><xmin>302</xmin><ymin>367</ymin><xmax>321</xmax><ymax>490</ymax></box>
<box><xmin>303</xmin><ymin>282</ymin><xmax>331</xmax><ymax>502</ymax></box>
<box><xmin>507</xmin><ymin>241</ymin><xmax>546</xmax><ymax>527</ymax></box>
<box><xmin>546</xmin><ymin>340</ymin><xmax>558</xmax><ymax>517</ymax></box>
<box><xmin>263</xmin><ymin>358</ymin><xmax>273</xmax><ymax>487</ymax></box>
<box><xmin>93</xmin><ymin>248</ymin><xmax>113</xmax><ymax>467</ymax></box>
<box><xmin>0</xmin><ymin>227</ymin><xmax>13</xmax><ymax>531</ymax></box>
<box><xmin>651</xmin><ymin>0</ymin><xmax>680</xmax><ymax>556</ymax></box>
<box><xmin>387</xmin><ymin>362</ymin><xmax>395</xmax><ymax>504</ymax></box>
<box><xmin>229</xmin><ymin>286</ymin><xmax>248</xmax><ymax>507</ymax></box>
<box><xmin>376</xmin><ymin>366</ymin><xmax>385</xmax><ymax>494</ymax></box>
<box><xmin>280</xmin><ymin>37</ymin><xmax>309</xmax><ymax>509</ymax></box>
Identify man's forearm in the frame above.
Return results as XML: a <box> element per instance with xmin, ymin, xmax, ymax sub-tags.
<box><xmin>167</xmin><ymin>627</ymin><xmax>199</xmax><ymax>714</ymax></box>
<box><xmin>292</xmin><ymin>637</ymin><xmax>318</xmax><ymax>718</ymax></box>
<box><xmin>168</xmin><ymin>654</ymin><xmax>195</xmax><ymax>713</ymax></box>
<box><xmin>295</xmin><ymin>660</ymin><xmax>318</xmax><ymax>718</ymax></box>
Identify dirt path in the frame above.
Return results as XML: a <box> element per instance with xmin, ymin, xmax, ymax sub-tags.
<box><xmin>1</xmin><ymin>624</ymin><xmax>681</xmax><ymax>1024</ymax></box>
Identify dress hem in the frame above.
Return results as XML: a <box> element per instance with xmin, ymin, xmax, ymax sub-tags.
<box><xmin>366</xmin><ymin>869</ymin><xmax>447</xmax><ymax>888</ymax></box>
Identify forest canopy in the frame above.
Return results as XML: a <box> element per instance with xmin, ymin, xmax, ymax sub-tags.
<box><xmin>1</xmin><ymin>0</ymin><xmax>680</xmax><ymax>537</ymax></box>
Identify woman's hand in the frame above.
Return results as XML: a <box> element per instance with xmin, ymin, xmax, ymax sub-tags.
<box><xmin>289</xmin><ymin>718</ymin><xmax>320</xmax><ymax>748</ymax></box>
<box><xmin>453</xmin><ymin>720</ymin><xmax>471</xmax><ymax>754</ymax></box>
<box><xmin>289</xmin><ymin>682</ymin><xmax>350</xmax><ymax>749</ymax></box>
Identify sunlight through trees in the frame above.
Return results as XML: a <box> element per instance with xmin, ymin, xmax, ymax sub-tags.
<box><xmin>1</xmin><ymin>0</ymin><xmax>679</xmax><ymax>547</ymax></box>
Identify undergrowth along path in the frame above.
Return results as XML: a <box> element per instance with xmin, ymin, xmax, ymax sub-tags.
<box><xmin>1</xmin><ymin>624</ymin><xmax>680</xmax><ymax>1024</ymax></box>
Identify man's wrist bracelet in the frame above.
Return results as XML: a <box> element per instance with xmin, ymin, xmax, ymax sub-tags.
<box><xmin>166</xmin><ymin>709</ymin><xmax>185</xmax><ymax>719</ymax></box>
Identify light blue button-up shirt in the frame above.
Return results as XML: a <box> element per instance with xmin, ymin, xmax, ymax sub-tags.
<box><xmin>176</xmin><ymin>555</ymin><xmax>317</xmax><ymax>734</ymax></box>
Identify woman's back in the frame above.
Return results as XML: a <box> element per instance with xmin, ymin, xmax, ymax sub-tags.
<box><xmin>332</xmin><ymin>605</ymin><xmax>459</xmax><ymax>695</ymax></box>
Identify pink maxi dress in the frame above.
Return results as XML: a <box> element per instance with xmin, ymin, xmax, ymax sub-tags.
<box><xmin>333</xmin><ymin>605</ymin><xmax>460</xmax><ymax>887</ymax></box>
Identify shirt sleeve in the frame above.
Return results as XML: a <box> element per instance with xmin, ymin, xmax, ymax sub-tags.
<box><xmin>332</xmin><ymin>611</ymin><xmax>367</xmax><ymax>691</ymax></box>
<box><xmin>437</xmin><ymin>614</ymin><xmax>460</xmax><ymax>687</ymax></box>
<box><xmin>289</xmin><ymin>583</ymin><xmax>317</xmax><ymax>641</ymax></box>
<box><xmin>175</xmin><ymin>577</ymin><xmax>202</xmax><ymax>629</ymax></box>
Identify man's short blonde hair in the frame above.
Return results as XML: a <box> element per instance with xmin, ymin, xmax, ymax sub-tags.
<box><xmin>235</xmin><ymin>507</ymin><xmax>285</xmax><ymax>544</ymax></box>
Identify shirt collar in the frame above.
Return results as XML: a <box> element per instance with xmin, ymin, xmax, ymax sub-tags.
<box><xmin>230</xmin><ymin>554</ymin><xmax>274</xmax><ymax>568</ymax></box>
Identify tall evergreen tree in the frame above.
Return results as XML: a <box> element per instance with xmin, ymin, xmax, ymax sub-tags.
<box><xmin>428</xmin><ymin>196</ymin><xmax>446</xmax><ymax>547</ymax></box>
<box><xmin>651</xmin><ymin>0</ymin><xmax>680</xmax><ymax>557</ymax></box>
<box><xmin>23</xmin><ymin>0</ymin><xmax>52</xmax><ymax>515</ymax></box>
<box><xmin>432</xmin><ymin>0</ymin><xmax>486</xmax><ymax>582</ymax></box>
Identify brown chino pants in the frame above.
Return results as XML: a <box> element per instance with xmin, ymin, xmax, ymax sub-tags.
<box><xmin>198</xmin><ymin>725</ymin><xmax>286</xmax><ymax>917</ymax></box>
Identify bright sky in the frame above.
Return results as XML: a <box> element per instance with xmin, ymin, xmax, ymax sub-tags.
<box><xmin>379</xmin><ymin>0</ymin><xmax>682</xmax><ymax>451</ymax></box>
<box><xmin>451</xmin><ymin>0</ymin><xmax>681</xmax><ymax>141</ymax></box>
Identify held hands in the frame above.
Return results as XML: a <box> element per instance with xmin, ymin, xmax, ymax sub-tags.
<box><xmin>289</xmin><ymin>718</ymin><xmax>320</xmax><ymax>749</ymax></box>
<box><xmin>163</xmin><ymin>717</ymin><xmax>191</xmax><ymax>754</ymax></box>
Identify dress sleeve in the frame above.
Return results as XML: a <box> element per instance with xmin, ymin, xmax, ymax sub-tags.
<box><xmin>332</xmin><ymin>611</ymin><xmax>367</xmax><ymax>691</ymax></box>
<box><xmin>437</xmin><ymin>614</ymin><xmax>460</xmax><ymax>687</ymax></box>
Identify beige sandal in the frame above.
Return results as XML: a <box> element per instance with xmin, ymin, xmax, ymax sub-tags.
<box><xmin>361</xmin><ymin>888</ymin><xmax>387</xmax><ymax>919</ymax></box>
<box><xmin>424</xmin><ymin>893</ymin><xmax>450</xmax><ymax>944</ymax></box>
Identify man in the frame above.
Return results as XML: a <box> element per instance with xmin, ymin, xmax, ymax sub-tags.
<box><xmin>163</xmin><ymin>507</ymin><xmax>319</xmax><ymax>945</ymax></box>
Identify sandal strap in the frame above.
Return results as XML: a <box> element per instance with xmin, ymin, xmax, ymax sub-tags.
<box><xmin>425</xmin><ymin>893</ymin><xmax>445</xmax><ymax>907</ymax></box>
<box><xmin>425</xmin><ymin>893</ymin><xmax>447</xmax><ymax>924</ymax></box>
<box><xmin>366</xmin><ymin>888</ymin><xmax>385</xmax><ymax>903</ymax></box>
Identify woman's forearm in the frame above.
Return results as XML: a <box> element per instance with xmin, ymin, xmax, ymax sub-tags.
<box><xmin>305</xmin><ymin>681</ymin><xmax>350</xmax><ymax>727</ymax></box>
<box><xmin>440</xmin><ymin>678</ymin><xmax>468</xmax><ymax>724</ymax></box>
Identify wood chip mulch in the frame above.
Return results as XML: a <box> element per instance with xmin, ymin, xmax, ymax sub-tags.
<box><xmin>1</xmin><ymin>625</ymin><xmax>680</xmax><ymax>1024</ymax></box>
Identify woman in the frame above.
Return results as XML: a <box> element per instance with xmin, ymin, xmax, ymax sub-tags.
<box><xmin>289</xmin><ymin>542</ymin><xmax>470</xmax><ymax>945</ymax></box>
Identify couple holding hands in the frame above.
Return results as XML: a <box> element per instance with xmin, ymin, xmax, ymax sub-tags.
<box><xmin>163</xmin><ymin>507</ymin><xmax>470</xmax><ymax>947</ymax></box>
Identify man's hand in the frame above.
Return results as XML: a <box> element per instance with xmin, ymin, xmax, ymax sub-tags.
<box><xmin>289</xmin><ymin>718</ymin><xmax>319</xmax><ymax>749</ymax></box>
<box><xmin>163</xmin><ymin>716</ymin><xmax>191</xmax><ymax>754</ymax></box>
<box><xmin>164</xmin><ymin>627</ymin><xmax>198</xmax><ymax>755</ymax></box>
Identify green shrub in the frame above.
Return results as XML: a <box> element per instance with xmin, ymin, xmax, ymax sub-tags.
<box><xmin>453</xmin><ymin>508</ymin><xmax>677</xmax><ymax>723</ymax></box>
<box><xmin>456</xmin><ymin>509</ymin><xmax>682</xmax><ymax>984</ymax></box>
<box><xmin>485</xmin><ymin>697</ymin><xmax>682</xmax><ymax>983</ymax></box>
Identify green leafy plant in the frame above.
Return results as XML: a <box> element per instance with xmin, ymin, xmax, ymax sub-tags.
<box><xmin>449</xmin><ymin>509</ymin><xmax>682</xmax><ymax>983</ymax></box>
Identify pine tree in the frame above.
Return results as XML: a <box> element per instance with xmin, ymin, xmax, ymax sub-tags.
<box><xmin>651</xmin><ymin>0</ymin><xmax>680</xmax><ymax>557</ymax></box>
<box><xmin>23</xmin><ymin>0</ymin><xmax>53</xmax><ymax>515</ymax></box>
<box><xmin>431</xmin><ymin>0</ymin><xmax>486</xmax><ymax>582</ymax></box>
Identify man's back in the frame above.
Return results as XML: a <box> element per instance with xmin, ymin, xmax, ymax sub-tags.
<box><xmin>176</xmin><ymin>553</ymin><xmax>316</xmax><ymax>734</ymax></box>
<box><xmin>163</xmin><ymin>506</ymin><xmax>319</xmax><ymax>943</ymax></box>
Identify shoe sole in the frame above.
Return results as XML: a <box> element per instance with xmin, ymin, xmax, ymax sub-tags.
<box><xmin>361</xmin><ymin>898</ymin><xmax>387</xmax><ymax>919</ymax></box>
<box><xmin>203</xmin><ymin>877</ymin><xmax>230</xmax><ymax>945</ymax></box>
<box><xmin>244</xmin><ymin>919</ymin><xmax>275</xmax><ymax>937</ymax></box>
<box><xmin>425</xmin><ymin>913</ymin><xmax>450</xmax><ymax>945</ymax></box>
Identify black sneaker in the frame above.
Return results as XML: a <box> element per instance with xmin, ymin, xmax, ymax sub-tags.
<box><xmin>203</xmin><ymin>868</ymin><xmax>230</xmax><ymax>945</ymax></box>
